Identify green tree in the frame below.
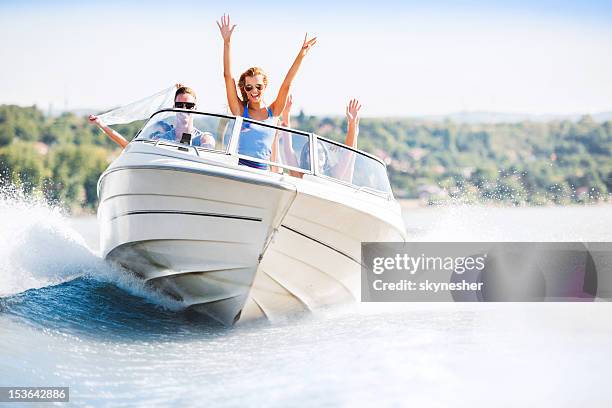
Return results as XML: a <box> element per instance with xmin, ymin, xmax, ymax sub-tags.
<box><xmin>0</xmin><ymin>141</ymin><xmax>46</xmax><ymax>193</ymax></box>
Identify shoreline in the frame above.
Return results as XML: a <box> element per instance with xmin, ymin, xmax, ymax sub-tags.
<box><xmin>397</xmin><ymin>198</ymin><xmax>612</xmax><ymax>210</ymax></box>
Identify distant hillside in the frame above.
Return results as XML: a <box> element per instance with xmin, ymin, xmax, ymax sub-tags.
<box><xmin>292</xmin><ymin>111</ymin><xmax>612</xmax><ymax>204</ymax></box>
<box><xmin>54</xmin><ymin>107</ymin><xmax>612</xmax><ymax>124</ymax></box>
<box><xmin>1</xmin><ymin>104</ymin><xmax>611</xmax><ymax>211</ymax></box>
<box><xmin>413</xmin><ymin>111</ymin><xmax>612</xmax><ymax>124</ymax></box>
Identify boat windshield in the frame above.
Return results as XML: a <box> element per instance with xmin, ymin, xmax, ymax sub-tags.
<box><xmin>312</xmin><ymin>138</ymin><xmax>393</xmax><ymax>194</ymax></box>
<box><xmin>136</xmin><ymin>110</ymin><xmax>392</xmax><ymax>195</ymax></box>
<box><xmin>136</xmin><ymin>110</ymin><xmax>235</xmax><ymax>152</ymax></box>
<box><xmin>240</xmin><ymin>119</ymin><xmax>312</xmax><ymax>174</ymax></box>
<box><xmin>236</xmin><ymin>119</ymin><xmax>391</xmax><ymax>194</ymax></box>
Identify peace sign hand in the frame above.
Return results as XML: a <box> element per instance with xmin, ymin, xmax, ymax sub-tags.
<box><xmin>216</xmin><ymin>14</ymin><xmax>236</xmax><ymax>44</ymax></box>
<box><xmin>300</xmin><ymin>33</ymin><xmax>317</xmax><ymax>57</ymax></box>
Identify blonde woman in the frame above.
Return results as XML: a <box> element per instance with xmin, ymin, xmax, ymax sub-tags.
<box><xmin>217</xmin><ymin>13</ymin><xmax>316</xmax><ymax>169</ymax></box>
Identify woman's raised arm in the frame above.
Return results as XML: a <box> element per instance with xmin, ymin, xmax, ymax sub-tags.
<box><xmin>280</xmin><ymin>95</ymin><xmax>301</xmax><ymax>169</ymax></box>
<box><xmin>270</xmin><ymin>34</ymin><xmax>317</xmax><ymax>117</ymax></box>
<box><xmin>89</xmin><ymin>115</ymin><xmax>128</xmax><ymax>148</ymax></box>
<box><xmin>217</xmin><ymin>14</ymin><xmax>242</xmax><ymax>115</ymax></box>
<box><xmin>333</xmin><ymin>99</ymin><xmax>362</xmax><ymax>182</ymax></box>
<box><xmin>344</xmin><ymin>98</ymin><xmax>361</xmax><ymax>148</ymax></box>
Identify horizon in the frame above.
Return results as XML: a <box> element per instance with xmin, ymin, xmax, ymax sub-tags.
<box><xmin>1</xmin><ymin>1</ymin><xmax>611</xmax><ymax>117</ymax></box>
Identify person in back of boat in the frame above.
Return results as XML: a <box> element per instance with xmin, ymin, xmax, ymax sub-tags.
<box><xmin>217</xmin><ymin>13</ymin><xmax>317</xmax><ymax>170</ymax></box>
<box><xmin>89</xmin><ymin>85</ymin><xmax>215</xmax><ymax>149</ymax></box>
<box><xmin>280</xmin><ymin>95</ymin><xmax>362</xmax><ymax>181</ymax></box>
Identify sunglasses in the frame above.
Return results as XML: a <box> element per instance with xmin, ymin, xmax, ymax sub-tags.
<box><xmin>174</xmin><ymin>102</ymin><xmax>196</xmax><ymax>110</ymax></box>
<box><xmin>244</xmin><ymin>84</ymin><xmax>264</xmax><ymax>92</ymax></box>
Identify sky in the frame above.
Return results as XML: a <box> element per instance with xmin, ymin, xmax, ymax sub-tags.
<box><xmin>1</xmin><ymin>0</ymin><xmax>611</xmax><ymax>117</ymax></box>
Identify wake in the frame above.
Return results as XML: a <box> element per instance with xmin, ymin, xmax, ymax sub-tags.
<box><xmin>0</xmin><ymin>188</ymin><xmax>182</xmax><ymax>310</ymax></box>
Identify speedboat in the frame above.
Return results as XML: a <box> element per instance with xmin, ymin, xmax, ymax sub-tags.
<box><xmin>97</xmin><ymin>108</ymin><xmax>407</xmax><ymax>325</ymax></box>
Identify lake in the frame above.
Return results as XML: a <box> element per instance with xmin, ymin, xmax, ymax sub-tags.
<box><xmin>1</xmin><ymin>198</ymin><xmax>611</xmax><ymax>407</ymax></box>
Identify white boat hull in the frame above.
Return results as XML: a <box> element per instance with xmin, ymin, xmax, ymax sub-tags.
<box><xmin>98</xmin><ymin>144</ymin><xmax>406</xmax><ymax>325</ymax></box>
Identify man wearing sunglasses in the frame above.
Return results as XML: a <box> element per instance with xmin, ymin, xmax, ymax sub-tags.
<box><xmin>155</xmin><ymin>86</ymin><xmax>216</xmax><ymax>148</ymax></box>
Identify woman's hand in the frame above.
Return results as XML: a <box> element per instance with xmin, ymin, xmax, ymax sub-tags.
<box><xmin>345</xmin><ymin>99</ymin><xmax>362</xmax><ymax>125</ymax></box>
<box><xmin>216</xmin><ymin>14</ymin><xmax>236</xmax><ymax>44</ymax></box>
<box><xmin>299</xmin><ymin>33</ymin><xmax>317</xmax><ymax>57</ymax></box>
<box><xmin>89</xmin><ymin>114</ymin><xmax>103</xmax><ymax>127</ymax></box>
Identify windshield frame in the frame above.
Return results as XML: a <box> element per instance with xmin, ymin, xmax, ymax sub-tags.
<box><xmin>311</xmin><ymin>134</ymin><xmax>392</xmax><ymax>197</ymax></box>
<box><xmin>312</xmin><ymin>133</ymin><xmax>388</xmax><ymax>168</ymax></box>
<box><xmin>134</xmin><ymin>109</ymin><xmax>393</xmax><ymax>197</ymax></box>
<box><xmin>134</xmin><ymin>108</ymin><xmax>238</xmax><ymax>154</ymax></box>
<box><xmin>238</xmin><ymin>116</ymin><xmax>315</xmax><ymax>176</ymax></box>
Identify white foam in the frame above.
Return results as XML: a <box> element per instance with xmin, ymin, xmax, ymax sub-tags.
<box><xmin>0</xmin><ymin>189</ymin><xmax>87</xmax><ymax>296</ymax></box>
<box><xmin>0</xmin><ymin>188</ymin><xmax>183</xmax><ymax>310</ymax></box>
<box><xmin>407</xmin><ymin>203</ymin><xmax>611</xmax><ymax>242</ymax></box>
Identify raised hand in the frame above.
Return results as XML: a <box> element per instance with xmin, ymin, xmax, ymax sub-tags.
<box><xmin>300</xmin><ymin>33</ymin><xmax>317</xmax><ymax>57</ymax></box>
<box><xmin>89</xmin><ymin>114</ymin><xmax>127</xmax><ymax>148</ymax></box>
<box><xmin>345</xmin><ymin>99</ymin><xmax>362</xmax><ymax>125</ymax></box>
<box><xmin>216</xmin><ymin>14</ymin><xmax>236</xmax><ymax>44</ymax></box>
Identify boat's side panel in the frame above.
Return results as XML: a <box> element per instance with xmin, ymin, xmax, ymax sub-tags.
<box><xmin>244</xmin><ymin>183</ymin><xmax>406</xmax><ymax>321</ymax></box>
<box><xmin>99</xmin><ymin>166</ymin><xmax>296</xmax><ymax>325</ymax></box>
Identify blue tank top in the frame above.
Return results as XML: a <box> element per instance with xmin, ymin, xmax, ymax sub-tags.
<box><xmin>238</xmin><ymin>105</ymin><xmax>277</xmax><ymax>170</ymax></box>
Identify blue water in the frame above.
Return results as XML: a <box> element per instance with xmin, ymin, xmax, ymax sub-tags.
<box><xmin>1</xmin><ymin>277</ymin><xmax>216</xmax><ymax>339</ymax></box>
<box><xmin>2</xmin><ymin>195</ymin><xmax>612</xmax><ymax>407</ymax></box>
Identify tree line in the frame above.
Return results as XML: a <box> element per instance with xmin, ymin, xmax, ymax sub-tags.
<box><xmin>1</xmin><ymin>104</ymin><xmax>610</xmax><ymax>211</ymax></box>
<box><xmin>293</xmin><ymin>110</ymin><xmax>612</xmax><ymax>205</ymax></box>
